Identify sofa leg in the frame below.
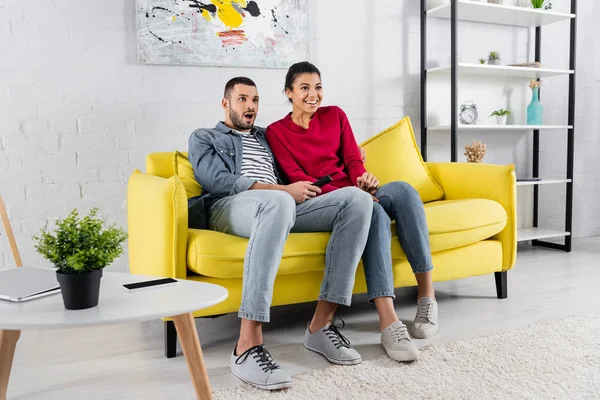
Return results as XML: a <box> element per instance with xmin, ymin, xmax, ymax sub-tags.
<box><xmin>495</xmin><ymin>271</ymin><xmax>507</xmax><ymax>299</ymax></box>
<box><xmin>165</xmin><ymin>320</ymin><xmax>177</xmax><ymax>358</ymax></box>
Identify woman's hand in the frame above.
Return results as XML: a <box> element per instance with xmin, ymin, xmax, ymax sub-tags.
<box><xmin>284</xmin><ymin>181</ymin><xmax>321</xmax><ymax>203</ymax></box>
<box><xmin>357</xmin><ymin>172</ymin><xmax>379</xmax><ymax>194</ymax></box>
<box><xmin>359</xmin><ymin>147</ymin><xmax>367</xmax><ymax>163</ymax></box>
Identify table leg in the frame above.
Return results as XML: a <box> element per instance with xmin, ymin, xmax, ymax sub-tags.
<box><xmin>0</xmin><ymin>330</ymin><xmax>20</xmax><ymax>400</ymax></box>
<box><xmin>171</xmin><ymin>313</ymin><xmax>212</xmax><ymax>400</ymax></box>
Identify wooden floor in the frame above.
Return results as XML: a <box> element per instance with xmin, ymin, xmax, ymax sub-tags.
<box><xmin>7</xmin><ymin>237</ymin><xmax>600</xmax><ymax>400</ymax></box>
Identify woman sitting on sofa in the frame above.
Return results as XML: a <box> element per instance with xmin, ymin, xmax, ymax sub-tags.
<box><xmin>265</xmin><ymin>61</ymin><xmax>438</xmax><ymax>363</ymax></box>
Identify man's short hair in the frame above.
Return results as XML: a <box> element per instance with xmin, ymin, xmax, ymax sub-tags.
<box><xmin>224</xmin><ymin>77</ymin><xmax>257</xmax><ymax>99</ymax></box>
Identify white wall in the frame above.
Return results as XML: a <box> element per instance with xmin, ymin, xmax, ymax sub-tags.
<box><xmin>0</xmin><ymin>0</ymin><xmax>598</xmax><ymax>271</ymax></box>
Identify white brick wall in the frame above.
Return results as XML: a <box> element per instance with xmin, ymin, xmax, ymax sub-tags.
<box><xmin>0</xmin><ymin>0</ymin><xmax>598</xmax><ymax>270</ymax></box>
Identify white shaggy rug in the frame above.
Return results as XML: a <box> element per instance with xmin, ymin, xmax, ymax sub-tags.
<box><xmin>214</xmin><ymin>315</ymin><xmax>600</xmax><ymax>399</ymax></box>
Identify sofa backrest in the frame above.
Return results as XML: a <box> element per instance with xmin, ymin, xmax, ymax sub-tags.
<box><xmin>147</xmin><ymin>151</ymin><xmax>203</xmax><ymax>199</ymax></box>
<box><xmin>146</xmin><ymin>152</ymin><xmax>183</xmax><ymax>178</ymax></box>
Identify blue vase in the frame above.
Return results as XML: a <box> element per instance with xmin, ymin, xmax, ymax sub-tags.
<box><xmin>527</xmin><ymin>87</ymin><xmax>543</xmax><ymax>125</ymax></box>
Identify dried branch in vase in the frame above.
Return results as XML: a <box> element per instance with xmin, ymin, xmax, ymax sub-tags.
<box><xmin>464</xmin><ymin>140</ymin><xmax>486</xmax><ymax>163</ymax></box>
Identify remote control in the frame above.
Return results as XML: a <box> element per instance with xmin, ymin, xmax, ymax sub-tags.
<box><xmin>123</xmin><ymin>277</ymin><xmax>178</xmax><ymax>291</ymax></box>
<box><xmin>312</xmin><ymin>175</ymin><xmax>333</xmax><ymax>187</ymax></box>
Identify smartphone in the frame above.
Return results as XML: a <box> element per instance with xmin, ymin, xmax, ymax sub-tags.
<box><xmin>123</xmin><ymin>277</ymin><xmax>178</xmax><ymax>291</ymax></box>
<box><xmin>311</xmin><ymin>175</ymin><xmax>333</xmax><ymax>188</ymax></box>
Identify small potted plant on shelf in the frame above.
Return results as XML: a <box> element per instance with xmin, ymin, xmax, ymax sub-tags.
<box><xmin>34</xmin><ymin>208</ymin><xmax>127</xmax><ymax>310</ymax></box>
<box><xmin>488</xmin><ymin>51</ymin><xmax>501</xmax><ymax>65</ymax></box>
<box><xmin>530</xmin><ymin>0</ymin><xmax>552</xmax><ymax>9</ymax></box>
<box><xmin>464</xmin><ymin>140</ymin><xmax>487</xmax><ymax>163</ymax></box>
<box><xmin>490</xmin><ymin>108</ymin><xmax>511</xmax><ymax>125</ymax></box>
<box><xmin>478</xmin><ymin>58</ymin><xmax>486</xmax><ymax>64</ymax></box>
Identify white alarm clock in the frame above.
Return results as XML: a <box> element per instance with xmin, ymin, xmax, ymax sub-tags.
<box><xmin>459</xmin><ymin>101</ymin><xmax>479</xmax><ymax>125</ymax></box>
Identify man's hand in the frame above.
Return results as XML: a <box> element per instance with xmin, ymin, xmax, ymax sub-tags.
<box><xmin>357</xmin><ymin>172</ymin><xmax>379</xmax><ymax>194</ymax></box>
<box><xmin>359</xmin><ymin>147</ymin><xmax>367</xmax><ymax>163</ymax></box>
<box><xmin>284</xmin><ymin>181</ymin><xmax>321</xmax><ymax>203</ymax></box>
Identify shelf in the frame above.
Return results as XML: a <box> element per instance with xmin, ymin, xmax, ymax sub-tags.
<box><xmin>428</xmin><ymin>125</ymin><xmax>573</xmax><ymax>131</ymax></box>
<box><xmin>518</xmin><ymin>228</ymin><xmax>570</xmax><ymax>242</ymax></box>
<box><xmin>427</xmin><ymin>1</ymin><xmax>575</xmax><ymax>28</ymax></box>
<box><xmin>422</xmin><ymin>0</ymin><xmax>577</xmax><ymax>252</ymax></box>
<box><xmin>427</xmin><ymin>63</ymin><xmax>574</xmax><ymax>79</ymax></box>
<box><xmin>517</xmin><ymin>178</ymin><xmax>572</xmax><ymax>186</ymax></box>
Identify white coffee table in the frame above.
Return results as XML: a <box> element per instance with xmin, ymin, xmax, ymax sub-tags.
<box><xmin>0</xmin><ymin>270</ymin><xmax>228</xmax><ymax>400</ymax></box>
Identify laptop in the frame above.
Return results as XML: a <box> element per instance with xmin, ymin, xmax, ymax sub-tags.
<box><xmin>0</xmin><ymin>267</ymin><xmax>61</xmax><ymax>302</ymax></box>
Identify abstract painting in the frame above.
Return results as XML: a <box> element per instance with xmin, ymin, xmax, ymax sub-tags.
<box><xmin>136</xmin><ymin>0</ymin><xmax>309</xmax><ymax>68</ymax></box>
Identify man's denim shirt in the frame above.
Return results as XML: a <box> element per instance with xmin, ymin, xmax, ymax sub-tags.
<box><xmin>187</xmin><ymin>121</ymin><xmax>284</xmax><ymax>229</ymax></box>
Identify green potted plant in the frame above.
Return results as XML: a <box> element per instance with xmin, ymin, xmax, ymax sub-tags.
<box><xmin>490</xmin><ymin>108</ymin><xmax>511</xmax><ymax>125</ymax></box>
<box><xmin>33</xmin><ymin>208</ymin><xmax>127</xmax><ymax>310</ymax></box>
<box><xmin>478</xmin><ymin>58</ymin><xmax>486</xmax><ymax>64</ymax></box>
<box><xmin>488</xmin><ymin>51</ymin><xmax>501</xmax><ymax>65</ymax></box>
<box><xmin>530</xmin><ymin>0</ymin><xmax>552</xmax><ymax>9</ymax></box>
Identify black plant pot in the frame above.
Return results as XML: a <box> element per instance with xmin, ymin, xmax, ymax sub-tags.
<box><xmin>56</xmin><ymin>269</ymin><xmax>103</xmax><ymax>310</ymax></box>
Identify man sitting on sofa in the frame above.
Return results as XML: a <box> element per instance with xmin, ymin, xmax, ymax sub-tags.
<box><xmin>187</xmin><ymin>77</ymin><xmax>375</xmax><ymax>390</ymax></box>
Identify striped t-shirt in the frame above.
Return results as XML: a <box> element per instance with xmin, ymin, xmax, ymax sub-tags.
<box><xmin>233</xmin><ymin>130</ymin><xmax>277</xmax><ymax>185</ymax></box>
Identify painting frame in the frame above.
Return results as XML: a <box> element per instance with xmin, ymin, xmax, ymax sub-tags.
<box><xmin>135</xmin><ymin>0</ymin><xmax>311</xmax><ymax>69</ymax></box>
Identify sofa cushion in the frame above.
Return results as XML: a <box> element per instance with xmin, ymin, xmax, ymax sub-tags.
<box><xmin>173</xmin><ymin>151</ymin><xmax>202</xmax><ymax>199</ymax></box>
<box><xmin>187</xmin><ymin>198</ymin><xmax>507</xmax><ymax>279</ymax></box>
<box><xmin>391</xmin><ymin>199</ymin><xmax>507</xmax><ymax>260</ymax></box>
<box><xmin>360</xmin><ymin>117</ymin><xmax>444</xmax><ymax>203</ymax></box>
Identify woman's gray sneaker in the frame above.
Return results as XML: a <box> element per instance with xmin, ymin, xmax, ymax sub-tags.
<box><xmin>412</xmin><ymin>297</ymin><xmax>439</xmax><ymax>339</ymax></box>
<box><xmin>381</xmin><ymin>320</ymin><xmax>420</xmax><ymax>362</ymax></box>
<box><xmin>230</xmin><ymin>344</ymin><xmax>292</xmax><ymax>390</ymax></box>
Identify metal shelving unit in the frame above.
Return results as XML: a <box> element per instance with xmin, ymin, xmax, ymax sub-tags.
<box><xmin>427</xmin><ymin>125</ymin><xmax>573</xmax><ymax>132</ymax></box>
<box><xmin>420</xmin><ymin>0</ymin><xmax>577</xmax><ymax>251</ymax></box>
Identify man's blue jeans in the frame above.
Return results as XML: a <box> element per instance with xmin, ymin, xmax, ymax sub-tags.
<box><xmin>362</xmin><ymin>181</ymin><xmax>434</xmax><ymax>302</ymax></box>
<box><xmin>208</xmin><ymin>187</ymin><xmax>373</xmax><ymax>323</ymax></box>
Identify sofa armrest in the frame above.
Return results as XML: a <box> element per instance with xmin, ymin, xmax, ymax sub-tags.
<box><xmin>127</xmin><ymin>170</ymin><xmax>188</xmax><ymax>279</ymax></box>
<box><xmin>425</xmin><ymin>162</ymin><xmax>517</xmax><ymax>272</ymax></box>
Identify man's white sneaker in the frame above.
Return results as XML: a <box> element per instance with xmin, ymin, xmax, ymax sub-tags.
<box><xmin>230</xmin><ymin>344</ymin><xmax>292</xmax><ymax>391</ymax></box>
<box><xmin>412</xmin><ymin>297</ymin><xmax>439</xmax><ymax>339</ymax></box>
<box><xmin>381</xmin><ymin>320</ymin><xmax>420</xmax><ymax>361</ymax></box>
<box><xmin>304</xmin><ymin>318</ymin><xmax>362</xmax><ymax>365</ymax></box>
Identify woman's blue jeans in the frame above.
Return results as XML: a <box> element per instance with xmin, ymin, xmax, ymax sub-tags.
<box><xmin>362</xmin><ymin>181</ymin><xmax>435</xmax><ymax>302</ymax></box>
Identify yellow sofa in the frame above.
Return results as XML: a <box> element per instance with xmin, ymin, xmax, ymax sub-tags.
<box><xmin>126</xmin><ymin>117</ymin><xmax>517</xmax><ymax>358</ymax></box>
